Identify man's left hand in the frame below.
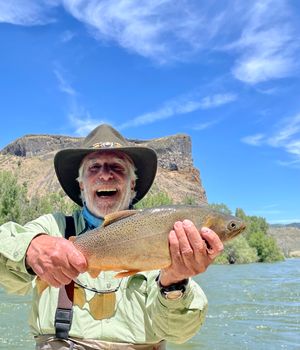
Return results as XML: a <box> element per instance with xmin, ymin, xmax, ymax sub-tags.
<box><xmin>159</xmin><ymin>220</ymin><xmax>224</xmax><ymax>287</ymax></box>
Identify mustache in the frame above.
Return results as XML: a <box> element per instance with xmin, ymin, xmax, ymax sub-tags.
<box><xmin>93</xmin><ymin>180</ymin><xmax>120</xmax><ymax>187</ymax></box>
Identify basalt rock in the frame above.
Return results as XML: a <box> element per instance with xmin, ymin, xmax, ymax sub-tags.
<box><xmin>0</xmin><ymin>133</ymin><xmax>207</xmax><ymax>204</ymax></box>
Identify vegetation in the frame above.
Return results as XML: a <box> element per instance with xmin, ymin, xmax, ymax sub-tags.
<box><xmin>213</xmin><ymin>204</ymin><xmax>284</xmax><ymax>264</ymax></box>
<box><xmin>0</xmin><ymin>170</ymin><xmax>284</xmax><ymax>263</ymax></box>
<box><xmin>0</xmin><ymin>170</ymin><xmax>77</xmax><ymax>226</ymax></box>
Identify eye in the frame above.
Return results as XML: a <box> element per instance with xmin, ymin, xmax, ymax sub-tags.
<box><xmin>227</xmin><ymin>221</ymin><xmax>237</xmax><ymax>230</ymax></box>
<box><xmin>111</xmin><ymin>164</ymin><xmax>125</xmax><ymax>173</ymax></box>
<box><xmin>89</xmin><ymin>164</ymin><xmax>101</xmax><ymax>172</ymax></box>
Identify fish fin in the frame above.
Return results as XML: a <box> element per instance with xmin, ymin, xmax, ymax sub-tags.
<box><xmin>103</xmin><ymin>210</ymin><xmax>138</xmax><ymax>227</ymax></box>
<box><xmin>35</xmin><ymin>277</ymin><xmax>49</xmax><ymax>295</ymax></box>
<box><xmin>68</xmin><ymin>236</ymin><xmax>76</xmax><ymax>243</ymax></box>
<box><xmin>203</xmin><ymin>215</ymin><xmax>214</xmax><ymax>230</ymax></box>
<box><xmin>114</xmin><ymin>270</ymin><xmax>140</xmax><ymax>278</ymax></box>
<box><xmin>88</xmin><ymin>268</ymin><xmax>102</xmax><ymax>279</ymax></box>
<box><xmin>74</xmin><ymin>285</ymin><xmax>86</xmax><ymax>309</ymax></box>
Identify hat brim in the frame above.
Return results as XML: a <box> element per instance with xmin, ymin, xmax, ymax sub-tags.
<box><xmin>54</xmin><ymin>147</ymin><xmax>157</xmax><ymax>206</ymax></box>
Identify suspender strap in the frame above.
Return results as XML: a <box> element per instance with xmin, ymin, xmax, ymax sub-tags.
<box><xmin>65</xmin><ymin>216</ymin><xmax>76</xmax><ymax>239</ymax></box>
<box><xmin>54</xmin><ymin>216</ymin><xmax>76</xmax><ymax>340</ymax></box>
<box><xmin>55</xmin><ymin>280</ymin><xmax>74</xmax><ymax>339</ymax></box>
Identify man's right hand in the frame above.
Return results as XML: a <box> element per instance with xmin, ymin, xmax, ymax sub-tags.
<box><xmin>26</xmin><ymin>235</ymin><xmax>87</xmax><ymax>287</ymax></box>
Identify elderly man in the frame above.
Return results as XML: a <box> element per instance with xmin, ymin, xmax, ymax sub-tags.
<box><xmin>0</xmin><ymin>124</ymin><xmax>223</xmax><ymax>350</ymax></box>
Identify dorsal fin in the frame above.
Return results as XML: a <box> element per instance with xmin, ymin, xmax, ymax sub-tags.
<box><xmin>103</xmin><ymin>210</ymin><xmax>138</xmax><ymax>227</ymax></box>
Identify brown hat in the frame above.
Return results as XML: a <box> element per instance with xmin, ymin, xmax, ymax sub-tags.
<box><xmin>54</xmin><ymin>124</ymin><xmax>157</xmax><ymax>206</ymax></box>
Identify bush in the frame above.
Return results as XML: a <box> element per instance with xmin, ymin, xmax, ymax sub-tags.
<box><xmin>0</xmin><ymin>171</ymin><xmax>28</xmax><ymax>225</ymax></box>
<box><xmin>215</xmin><ymin>235</ymin><xmax>258</xmax><ymax>264</ymax></box>
<box><xmin>134</xmin><ymin>191</ymin><xmax>173</xmax><ymax>209</ymax></box>
<box><xmin>248</xmin><ymin>231</ymin><xmax>284</xmax><ymax>262</ymax></box>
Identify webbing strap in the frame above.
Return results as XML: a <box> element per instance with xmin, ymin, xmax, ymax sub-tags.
<box><xmin>54</xmin><ymin>216</ymin><xmax>76</xmax><ymax>340</ymax></box>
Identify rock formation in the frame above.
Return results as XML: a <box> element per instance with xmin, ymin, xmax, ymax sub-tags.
<box><xmin>0</xmin><ymin>133</ymin><xmax>207</xmax><ymax>204</ymax></box>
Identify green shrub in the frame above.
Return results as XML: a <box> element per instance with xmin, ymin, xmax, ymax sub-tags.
<box><xmin>134</xmin><ymin>191</ymin><xmax>173</xmax><ymax>209</ymax></box>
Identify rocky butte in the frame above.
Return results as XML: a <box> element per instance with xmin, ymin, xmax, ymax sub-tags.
<box><xmin>0</xmin><ymin>132</ymin><xmax>207</xmax><ymax>204</ymax></box>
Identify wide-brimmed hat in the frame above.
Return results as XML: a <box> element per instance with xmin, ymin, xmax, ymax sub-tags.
<box><xmin>54</xmin><ymin>124</ymin><xmax>157</xmax><ymax>206</ymax></box>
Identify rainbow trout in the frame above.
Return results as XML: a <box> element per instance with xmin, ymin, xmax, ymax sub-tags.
<box><xmin>70</xmin><ymin>204</ymin><xmax>246</xmax><ymax>278</ymax></box>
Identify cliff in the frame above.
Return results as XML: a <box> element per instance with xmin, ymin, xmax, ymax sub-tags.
<box><xmin>0</xmin><ymin>133</ymin><xmax>207</xmax><ymax>204</ymax></box>
<box><xmin>268</xmin><ymin>225</ymin><xmax>300</xmax><ymax>258</ymax></box>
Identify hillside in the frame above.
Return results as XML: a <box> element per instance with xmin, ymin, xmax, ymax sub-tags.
<box><xmin>0</xmin><ymin>132</ymin><xmax>207</xmax><ymax>205</ymax></box>
<box><xmin>268</xmin><ymin>225</ymin><xmax>300</xmax><ymax>258</ymax></box>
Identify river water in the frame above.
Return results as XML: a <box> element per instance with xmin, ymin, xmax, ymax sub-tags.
<box><xmin>0</xmin><ymin>259</ymin><xmax>299</xmax><ymax>350</ymax></box>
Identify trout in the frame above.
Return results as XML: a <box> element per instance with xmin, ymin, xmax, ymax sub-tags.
<box><xmin>36</xmin><ymin>204</ymin><xmax>246</xmax><ymax>293</ymax></box>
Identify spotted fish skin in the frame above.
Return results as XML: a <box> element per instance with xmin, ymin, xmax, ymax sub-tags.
<box><xmin>73</xmin><ymin>204</ymin><xmax>246</xmax><ymax>276</ymax></box>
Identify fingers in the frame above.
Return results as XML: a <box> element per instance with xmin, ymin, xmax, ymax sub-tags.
<box><xmin>201</xmin><ymin>227</ymin><xmax>224</xmax><ymax>260</ymax></box>
<box><xmin>26</xmin><ymin>235</ymin><xmax>88</xmax><ymax>288</ymax></box>
<box><xmin>166</xmin><ymin>220</ymin><xmax>224</xmax><ymax>281</ymax></box>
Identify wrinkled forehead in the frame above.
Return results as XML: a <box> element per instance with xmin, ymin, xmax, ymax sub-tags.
<box><xmin>82</xmin><ymin>150</ymin><xmax>133</xmax><ymax>166</ymax></box>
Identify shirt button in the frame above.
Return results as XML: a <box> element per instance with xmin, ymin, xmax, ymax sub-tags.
<box><xmin>13</xmin><ymin>252</ymin><xmax>18</xmax><ymax>259</ymax></box>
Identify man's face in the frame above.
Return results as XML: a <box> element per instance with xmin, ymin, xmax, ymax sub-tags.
<box><xmin>79</xmin><ymin>151</ymin><xmax>135</xmax><ymax>217</ymax></box>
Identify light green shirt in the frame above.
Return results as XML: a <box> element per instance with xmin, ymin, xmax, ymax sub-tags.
<box><xmin>0</xmin><ymin>211</ymin><xmax>208</xmax><ymax>345</ymax></box>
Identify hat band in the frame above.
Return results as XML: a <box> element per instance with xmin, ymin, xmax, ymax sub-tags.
<box><xmin>91</xmin><ymin>142</ymin><xmax>123</xmax><ymax>149</ymax></box>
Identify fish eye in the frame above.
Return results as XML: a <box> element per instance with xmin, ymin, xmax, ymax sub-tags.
<box><xmin>228</xmin><ymin>221</ymin><xmax>237</xmax><ymax>230</ymax></box>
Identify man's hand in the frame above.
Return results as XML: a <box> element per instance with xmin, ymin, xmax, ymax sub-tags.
<box><xmin>26</xmin><ymin>235</ymin><xmax>87</xmax><ymax>287</ymax></box>
<box><xmin>159</xmin><ymin>220</ymin><xmax>224</xmax><ymax>286</ymax></box>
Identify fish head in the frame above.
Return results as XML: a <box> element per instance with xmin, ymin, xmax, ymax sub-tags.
<box><xmin>204</xmin><ymin>213</ymin><xmax>246</xmax><ymax>242</ymax></box>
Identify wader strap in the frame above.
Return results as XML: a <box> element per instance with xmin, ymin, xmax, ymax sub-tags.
<box><xmin>54</xmin><ymin>216</ymin><xmax>76</xmax><ymax>340</ymax></box>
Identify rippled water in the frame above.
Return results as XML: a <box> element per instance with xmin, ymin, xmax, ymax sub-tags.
<box><xmin>0</xmin><ymin>259</ymin><xmax>299</xmax><ymax>349</ymax></box>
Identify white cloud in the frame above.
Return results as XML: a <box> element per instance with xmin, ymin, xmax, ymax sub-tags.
<box><xmin>69</xmin><ymin>111</ymin><xmax>108</xmax><ymax>136</ymax></box>
<box><xmin>60</xmin><ymin>30</ymin><xmax>76</xmax><ymax>43</ymax></box>
<box><xmin>241</xmin><ymin>134</ymin><xmax>265</xmax><ymax>146</ymax></box>
<box><xmin>61</xmin><ymin>0</ymin><xmax>223</xmax><ymax>64</ymax></box>
<box><xmin>192</xmin><ymin>120</ymin><xmax>220</xmax><ymax>131</ymax></box>
<box><xmin>54</xmin><ymin>69</ymin><xmax>77</xmax><ymax>96</ymax></box>
<box><xmin>119</xmin><ymin>92</ymin><xmax>236</xmax><ymax>129</ymax></box>
<box><xmin>227</xmin><ymin>0</ymin><xmax>299</xmax><ymax>84</ymax></box>
<box><xmin>242</xmin><ymin>114</ymin><xmax>300</xmax><ymax>166</ymax></box>
<box><xmin>0</xmin><ymin>1</ymin><xmax>56</xmax><ymax>25</ymax></box>
<box><xmin>200</xmin><ymin>93</ymin><xmax>237</xmax><ymax>109</ymax></box>
<box><xmin>1</xmin><ymin>1</ymin><xmax>299</xmax><ymax>78</ymax></box>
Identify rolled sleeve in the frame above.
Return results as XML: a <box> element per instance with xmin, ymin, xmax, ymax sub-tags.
<box><xmin>147</xmin><ymin>273</ymin><xmax>208</xmax><ymax>344</ymax></box>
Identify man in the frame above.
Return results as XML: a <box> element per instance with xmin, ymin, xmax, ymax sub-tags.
<box><xmin>0</xmin><ymin>124</ymin><xmax>223</xmax><ymax>350</ymax></box>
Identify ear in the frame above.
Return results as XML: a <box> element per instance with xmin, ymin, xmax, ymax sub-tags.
<box><xmin>130</xmin><ymin>179</ymin><xmax>135</xmax><ymax>191</ymax></box>
<box><xmin>79</xmin><ymin>181</ymin><xmax>84</xmax><ymax>191</ymax></box>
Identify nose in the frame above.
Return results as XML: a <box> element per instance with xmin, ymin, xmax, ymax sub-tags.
<box><xmin>98</xmin><ymin>163</ymin><xmax>113</xmax><ymax>181</ymax></box>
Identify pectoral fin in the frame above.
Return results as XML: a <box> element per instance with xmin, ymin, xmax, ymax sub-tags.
<box><xmin>36</xmin><ymin>277</ymin><xmax>49</xmax><ymax>295</ymax></box>
<box><xmin>114</xmin><ymin>270</ymin><xmax>140</xmax><ymax>278</ymax></box>
<box><xmin>88</xmin><ymin>268</ymin><xmax>102</xmax><ymax>278</ymax></box>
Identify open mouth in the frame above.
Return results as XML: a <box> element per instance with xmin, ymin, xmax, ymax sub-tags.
<box><xmin>96</xmin><ymin>189</ymin><xmax>118</xmax><ymax>197</ymax></box>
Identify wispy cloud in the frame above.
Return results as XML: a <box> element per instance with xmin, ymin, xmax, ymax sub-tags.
<box><xmin>225</xmin><ymin>0</ymin><xmax>299</xmax><ymax>84</ymax></box>
<box><xmin>119</xmin><ymin>92</ymin><xmax>237</xmax><ymax>129</ymax></box>
<box><xmin>0</xmin><ymin>1</ymin><xmax>56</xmax><ymax>25</ymax></box>
<box><xmin>60</xmin><ymin>30</ymin><xmax>76</xmax><ymax>43</ymax></box>
<box><xmin>69</xmin><ymin>110</ymin><xmax>108</xmax><ymax>136</ymax></box>
<box><xmin>241</xmin><ymin>133</ymin><xmax>265</xmax><ymax>146</ymax></box>
<box><xmin>62</xmin><ymin>0</ymin><xmax>225</xmax><ymax>64</ymax></box>
<box><xmin>53</xmin><ymin>68</ymin><xmax>77</xmax><ymax>96</ymax></box>
<box><xmin>242</xmin><ymin>114</ymin><xmax>300</xmax><ymax>166</ymax></box>
<box><xmin>1</xmin><ymin>1</ymin><xmax>299</xmax><ymax>79</ymax></box>
<box><xmin>192</xmin><ymin>120</ymin><xmax>220</xmax><ymax>131</ymax></box>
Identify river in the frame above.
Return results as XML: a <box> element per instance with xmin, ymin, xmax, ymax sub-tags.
<box><xmin>0</xmin><ymin>259</ymin><xmax>299</xmax><ymax>349</ymax></box>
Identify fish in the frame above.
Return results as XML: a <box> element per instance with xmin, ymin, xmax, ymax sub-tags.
<box><xmin>36</xmin><ymin>204</ymin><xmax>246</xmax><ymax>293</ymax></box>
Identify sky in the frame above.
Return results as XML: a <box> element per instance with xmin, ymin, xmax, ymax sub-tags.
<box><xmin>0</xmin><ymin>0</ymin><xmax>300</xmax><ymax>224</ymax></box>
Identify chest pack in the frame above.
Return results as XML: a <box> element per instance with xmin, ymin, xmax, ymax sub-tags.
<box><xmin>54</xmin><ymin>216</ymin><xmax>76</xmax><ymax>340</ymax></box>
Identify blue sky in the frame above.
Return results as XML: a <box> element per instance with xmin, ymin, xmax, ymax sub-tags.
<box><xmin>0</xmin><ymin>0</ymin><xmax>300</xmax><ymax>224</ymax></box>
